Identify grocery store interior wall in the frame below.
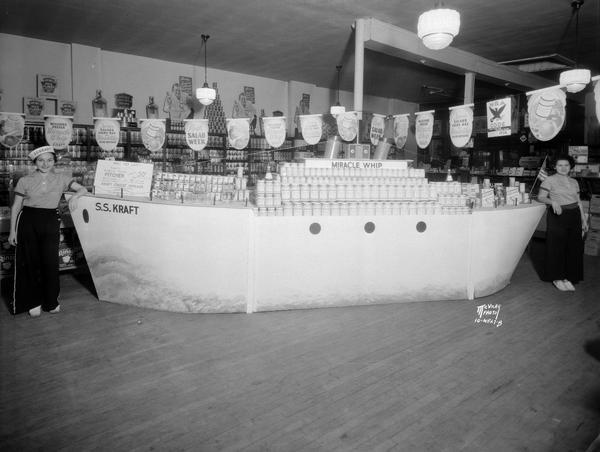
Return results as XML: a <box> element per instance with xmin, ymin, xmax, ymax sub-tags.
<box><xmin>0</xmin><ymin>32</ymin><xmax>417</xmax><ymax>149</ymax></box>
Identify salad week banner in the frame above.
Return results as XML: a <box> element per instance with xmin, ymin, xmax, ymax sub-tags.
<box><xmin>369</xmin><ymin>113</ymin><xmax>385</xmax><ymax>145</ymax></box>
<box><xmin>184</xmin><ymin>119</ymin><xmax>209</xmax><ymax>151</ymax></box>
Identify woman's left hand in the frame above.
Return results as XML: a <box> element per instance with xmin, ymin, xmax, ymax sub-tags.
<box><xmin>582</xmin><ymin>220</ymin><xmax>589</xmax><ymax>234</ymax></box>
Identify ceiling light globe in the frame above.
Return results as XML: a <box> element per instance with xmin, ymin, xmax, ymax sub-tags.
<box><xmin>559</xmin><ymin>68</ymin><xmax>591</xmax><ymax>93</ymax></box>
<box><xmin>418</xmin><ymin>9</ymin><xmax>460</xmax><ymax>51</ymax></box>
<box><xmin>196</xmin><ymin>86</ymin><xmax>216</xmax><ymax>106</ymax></box>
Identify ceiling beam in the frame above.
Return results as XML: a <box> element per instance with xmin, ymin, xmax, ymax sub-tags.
<box><xmin>360</xmin><ymin>17</ymin><xmax>554</xmax><ymax>92</ymax></box>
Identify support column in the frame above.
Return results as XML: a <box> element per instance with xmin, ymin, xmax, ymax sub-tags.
<box><xmin>354</xmin><ymin>18</ymin><xmax>365</xmax><ymax>119</ymax></box>
<box><xmin>464</xmin><ymin>72</ymin><xmax>475</xmax><ymax>104</ymax></box>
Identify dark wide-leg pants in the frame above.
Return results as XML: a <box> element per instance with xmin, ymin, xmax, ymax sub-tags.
<box><xmin>545</xmin><ymin>207</ymin><xmax>584</xmax><ymax>283</ymax></box>
<box><xmin>12</xmin><ymin>206</ymin><xmax>61</xmax><ymax>314</ymax></box>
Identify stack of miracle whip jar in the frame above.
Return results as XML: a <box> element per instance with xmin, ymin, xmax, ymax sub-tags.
<box><xmin>252</xmin><ymin>161</ymin><xmax>471</xmax><ymax>217</ymax></box>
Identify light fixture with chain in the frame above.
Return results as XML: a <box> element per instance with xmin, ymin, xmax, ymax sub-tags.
<box><xmin>196</xmin><ymin>34</ymin><xmax>217</xmax><ymax>106</ymax></box>
<box><xmin>559</xmin><ymin>0</ymin><xmax>590</xmax><ymax>93</ymax></box>
<box><xmin>330</xmin><ymin>65</ymin><xmax>345</xmax><ymax>116</ymax></box>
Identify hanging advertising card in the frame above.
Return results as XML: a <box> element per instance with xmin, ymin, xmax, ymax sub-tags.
<box><xmin>336</xmin><ymin>111</ymin><xmax>358</xmax><ymax>142</ymax></box>
<box><xmin>369</xmin><ymin>113</ymin><xmax>386</xmax><ymax>145</ymax></box>
<box><xmin>184</xmin><ymin>119</ymin><xmax>209</xmax><ymax>151</ymax></box>
<box><xmin>449</xmin><ymin>104</ymin><xmax>474</xmax><ymax>148</ymax></box>
<box><xmin>44</xmin><ymin>115</ymin><xmax>73</xmax><ymax>150</ymax></box>
<box><xmin>23</xmin><ymin>97</ymin><xmax>45</xmax><ymax>122</ymax></box>
<box><xmin>0</xmin><ymin>112</ymin><xmax>25</xmax><ymax>149</ymax></box>
<box><xmin>487</xmin><ymin>97</ymin><xmax>511</xmax><ymax>137</ymax></box>
<box><xmin>94</xmin><ymin>159</ymin><xmax>154</xmax><ymax>198</ymax></box>
<box><xmin>527</xmin><ymin>88</ymin><xmax>566</xmax><ymax>142</ymax></box>
<box><xmin>94</xmin><ymin>118</ymin><xmax>121</xmax><ymax>152</ymax></box>
<box><xmin>226</xmin><ymin>117</ymin><xmax>250</xmax><ymax>150</ymax></box>
<box><xmin>299</xmin><ymin>114</ymin><xmax>323</xmax><ymax>145</ymax></box>
<box><xmin>37</xmin><ymin>74</ymin><xmax>58</xmax><ymax>99</ymax></box>
<box><xmin>140</xmin><ymin>119</ymin><xmax>166</xmax><ymax>152</ymax></box>
<box><xmin>415</xmin><ymin>111</ymin><xmax>434</xmax><ymax>149</ymax></box>
<box><xmin>393</xmin><ymin>114</ymin><xmax>409</xmax><ymax>149</ymax></box>
<box><xmin>59</xmin><ymin>100</ymin><xmax>77</xmax><ymax>117</ymax></box>
<box><xmin>262</xmin><ymin>116</ymin><xmax>287</xmax><ymax>148</ymax></box>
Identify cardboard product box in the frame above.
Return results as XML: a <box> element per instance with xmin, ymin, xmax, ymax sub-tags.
<box><xmin>590</xmin><ymin>195</ymin><xmax>600</xmax><ymax>214</ymax></box>
<box><xmin>589</xmin><ymin>214</ymin><xmax>600</xmax><ymax>231</ymax></box>
<box><xmin>0</xmin><ymin>253</ymin><xmax>14</xmax><ymax>275</ymax></box>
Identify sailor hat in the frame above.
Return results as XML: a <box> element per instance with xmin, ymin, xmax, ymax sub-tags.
<box><xmin>28</xmin><ymin>145</ymin><xmax>55</xmax><ymax>161</ymax></box>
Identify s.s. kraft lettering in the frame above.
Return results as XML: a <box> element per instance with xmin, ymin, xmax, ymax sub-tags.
<box><xmin>95</xmin><ymin>202</ymin><xmax>139</xmax><ymax>215</ymax></box>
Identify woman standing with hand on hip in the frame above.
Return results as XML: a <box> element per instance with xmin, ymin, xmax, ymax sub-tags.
<box><xmin>537</xmin><ymin>154</ymin><xmax>589</xmax><ymax>291</ymax></box>
<box><xmin>8</xmin><ymin>146</ymin><xmax>88</xmax><ymax>316</ymax></box>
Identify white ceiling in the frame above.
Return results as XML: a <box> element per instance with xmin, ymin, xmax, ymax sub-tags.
<box><xmin>1</xmin><ymin>0</ymin><xmax>599</xmax><ymax>104</ymax></box>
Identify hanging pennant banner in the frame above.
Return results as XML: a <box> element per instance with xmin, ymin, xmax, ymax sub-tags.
<box><xmin>140</xmin><ymin>118</ymin><xmax>166</xmax><ymax>153</ymax></box>
<box><xmin>369</xmin><ymin>113</ymin><xmax>386</xmax><ymax>145</ymax></box>
<box><xmin>262</xmin><ymin>116</ymin><xmax>287</xmax><ymax>148</ymax></box>
<box><xmin>393</xmin><ymin>114</ymin><xmax>409</xmax><ymax>149</ymax></box>
<box><xmin>94</xmin><ymin>117</ymin><xmax>121</xmax><ymax>152</ymax></box>
<box><xmin>594</xmin><ymin>79</ymin><xmax>600</xmax><ymax>124</ymax></box>
<box><xmin>299</xmin><ymin>114</ymin><xmax>323</xmax><ymax>145</ymax></box>
<box><xmin>44</xmin><ymin>115</ymin><xmax>73</xmax><ymax>150</ymax></box>
<box><xmin>184</xmin><ymin>118</ymin><xmax>209</xmax><ymax>151</ymax></box>
<box><xmin>337</xmin><ymin>111</ymin><xmax>358</xmax><ymax>142</ymax></box>
<box><xmin>487</xmin><ymin>97</ymin><xmax>511</xmax><ymax>137</ymax></box>
<box><xmin>527</xmin><ymin>88</ymin><xmax>566</xmax><ymax>142</ymax></box>
<box><xmin>415</xmin><ymin>111</ymin><xmax>434</xmax><ymax>149</ymax></box>
<box><xmin>0</xmin><ymin>112</ymin><xmax>25</xmax><ymax>149</ymax></box>
<box><xmin>226</xmin><ymin>117</ymin><xmax>250</xmax><ymax>150</ymax></box>
<box><xmin>449</xmin><ymin>104</ymin><xmax>474</xmax><ymax>148</ymax></box>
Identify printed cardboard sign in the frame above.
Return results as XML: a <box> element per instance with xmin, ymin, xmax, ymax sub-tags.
<box><xmin>94</xmin><ymin>159</ymin><xmax>154</xmax><ymax>197</ymax></box>
<box><xmin>393</xmin><ymin>114</ymin><xmax>409</xmax><ymax>149</ymax></box>
<box><xmin>44</xmin><ymin>115</ymin><xmax>73</xmax><ymax>150</ymax></box>
<box><xmin>23</xmin><ymin>97</ymin><xmax>45</xmax><ymax>122</ymax></box>
<box><xmin>369</xmin><ymin>113</ymin><xmax>385</xmax><ymax>145</ymax></box>
<box><xmin>449</xmin><ymin>105</ymin><xmax>473</xmax><ymax>148</ymax></box>
<box><xmin>140</xmin><ymin>119</ymin><xmax>166</xmax><ymax>152</ymax></box>
<box><xmin>487</xmin><ymin>97</ymin><xmax>511</xmax><ymax>137</ymax></box>
<box><xmin>59</xmin><ymin>100</ymin><xmax>77</xmax><ymax>117</ymax></box>
<box><xmin>0</xmin><ymin>112</ymin><xmax>25</xmax><ymax>149</ymax></box>
<box><xmin>184</xmin><ymin>119</ymin><xmax>209</xmax><ymax>151</ymax></box>
<box><xmin>415</xmin><ymin>111</ymin><xmax>434</xmax><ymax>149</ymax></box>
<box><xmin>336</xmin><ymin>111</ymin><xmax>358</xmax><ymax>142</ymax></box>
<box><xmin>527</xmin><ymin>88</ymin><xmax>566</xmax><ymax>142</ymax></box>
<box><xmin>263</xmin><ymin>116</ymin><xmax>286</xmax><ymax>148</ymax></box>
<box><xmin>299</xmin><ymin>114</ymin><xmax>323</xmax><ymax>145</ymax></box>
<box><xmin>94</xmin><ymin>118</ymin><xmax>121</xmax><ymax>152</ymax></box>
<box><xmin>226</xmin><ymin>117</ymin><xmax>250</xmax><ymax>150</ymax></box>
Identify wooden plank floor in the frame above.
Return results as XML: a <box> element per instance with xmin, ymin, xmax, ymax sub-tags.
<box><xmin>1</xmin><ymin>241</ymin><xmax>600</xmax><ymax>451</ymax></box>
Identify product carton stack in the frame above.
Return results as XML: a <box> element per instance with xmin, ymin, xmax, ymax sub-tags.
<box><xmin>585</xmin><ymin>195</ymin><xmax>600</xmax><ymax>256</ymax></box>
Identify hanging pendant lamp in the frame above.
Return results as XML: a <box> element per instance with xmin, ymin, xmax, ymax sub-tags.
<box><xmin>330</xmin><ymin>65</ymin><xmax>346</xmax><ymax>116</ymax></box>
<box><xmin>417</xmin><ymin>5</ymin><xmax>460</xmax><ymax>50</ymax></box>
<box><xmin>196</xmin><ymin>34</ymin><xmax>217</xmax><ymax>106</ymax></box>
<box><xmin>559</xmin><ymin>0</ymin><xmax>590</xmax><ymax>93</ymax></box>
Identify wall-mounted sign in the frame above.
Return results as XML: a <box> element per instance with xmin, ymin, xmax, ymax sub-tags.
<box><xmin>415</xmin><ymin>111</ymin><xmax>434</xmax><ymax>149</ymax></box>
<box><xmin>23</xmin><ymin>97</ymin><xmax>45</xmax><ymax>122</ymax></box>
<box><xmin>59</xmin><ymin>100</ymin><xmax>77</xmax><ymax>117</ymax></box>
<box><xmin>115</xmin><ymin>93</ymin><xmax>133</xmax><ymax>109</ymax></box>
<box><xmin>37</xmin><ymin>74</ymin><xmax>58</xmax><ymax>99</ymax></box>
<box><xmin>184</xmin><ymin>119</ymin><xmax>209</xmax><ymax>151</ymax></box>
<box><xmin>226</xmin><ymin>117</ymin><xmax>250</xmax><ymax>150</ymax></box>
<box><xmin>393</xmin><ymin>114</ymin><xmax>409</xmax><ymax>149</ymax></box>
<box><xmin>94</xmin><ymin>118</ymin><xmax>121</xmax><ymax>152</ymax></box>
<box><xmin>527</xmin><ymin>88</ymin><xmax>566</xmax><ymax>142</ymax></box>
<box><xmin>449</xmin><ymin>104</ymin><xmax>474</xmax><ymax>148</ymax></box>
<box><xmin>94</xmin><ymin>159</ymin><xmax>154</xmax><ymax>198</ymax></box>
<box><xmin>299</xmin><ymin>114</ymin><xmax>323</xmax><ymax>145</ymax></box>
<box><xmin>140</xmin><ymin>118</ymin><xmax>166</xmax><ymax>152</ymax></box>
<box><xmin>263</xmin><ymin>116</ymin><xmax>286</xmax><ymax>148</ymax></box>
<box><xmin>487</xmin><ymin>97</ymin><xmax>511</xmax><ymax>137</ymax></box>
<box><xmin>337</xmin><ymin>111</ymin><xmax>358</xmax><ymax>142</ymax></box>
<box><xmin>44</xmin><ymin>115</ymin><xmax>73</xmax><ymax>150</ymax></box>
<box><xmin>369</xmin><ymin>113</ymin><xmax>386</xmax><ymax>145</ymax></box>
<box><xmin>0</xmin><ymin>112</ymin><xmax>25</xmax><ymax>149</ymax></box>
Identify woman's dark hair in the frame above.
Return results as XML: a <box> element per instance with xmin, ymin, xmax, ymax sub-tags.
<box><xmin>34</xmin><ymin>153</ymin><xmax>58</xmax><ymax>164</ymax></box>
<box><xmin>553</xmin><ymin>154</ymin><xmax>575</xmax><ymax>168</ymax></box>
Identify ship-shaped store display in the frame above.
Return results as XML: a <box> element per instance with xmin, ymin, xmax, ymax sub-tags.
<box><xmin>67</xmin><ymin>158</ymin><xmax>545</xmax><ymax>314</ymax></box>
